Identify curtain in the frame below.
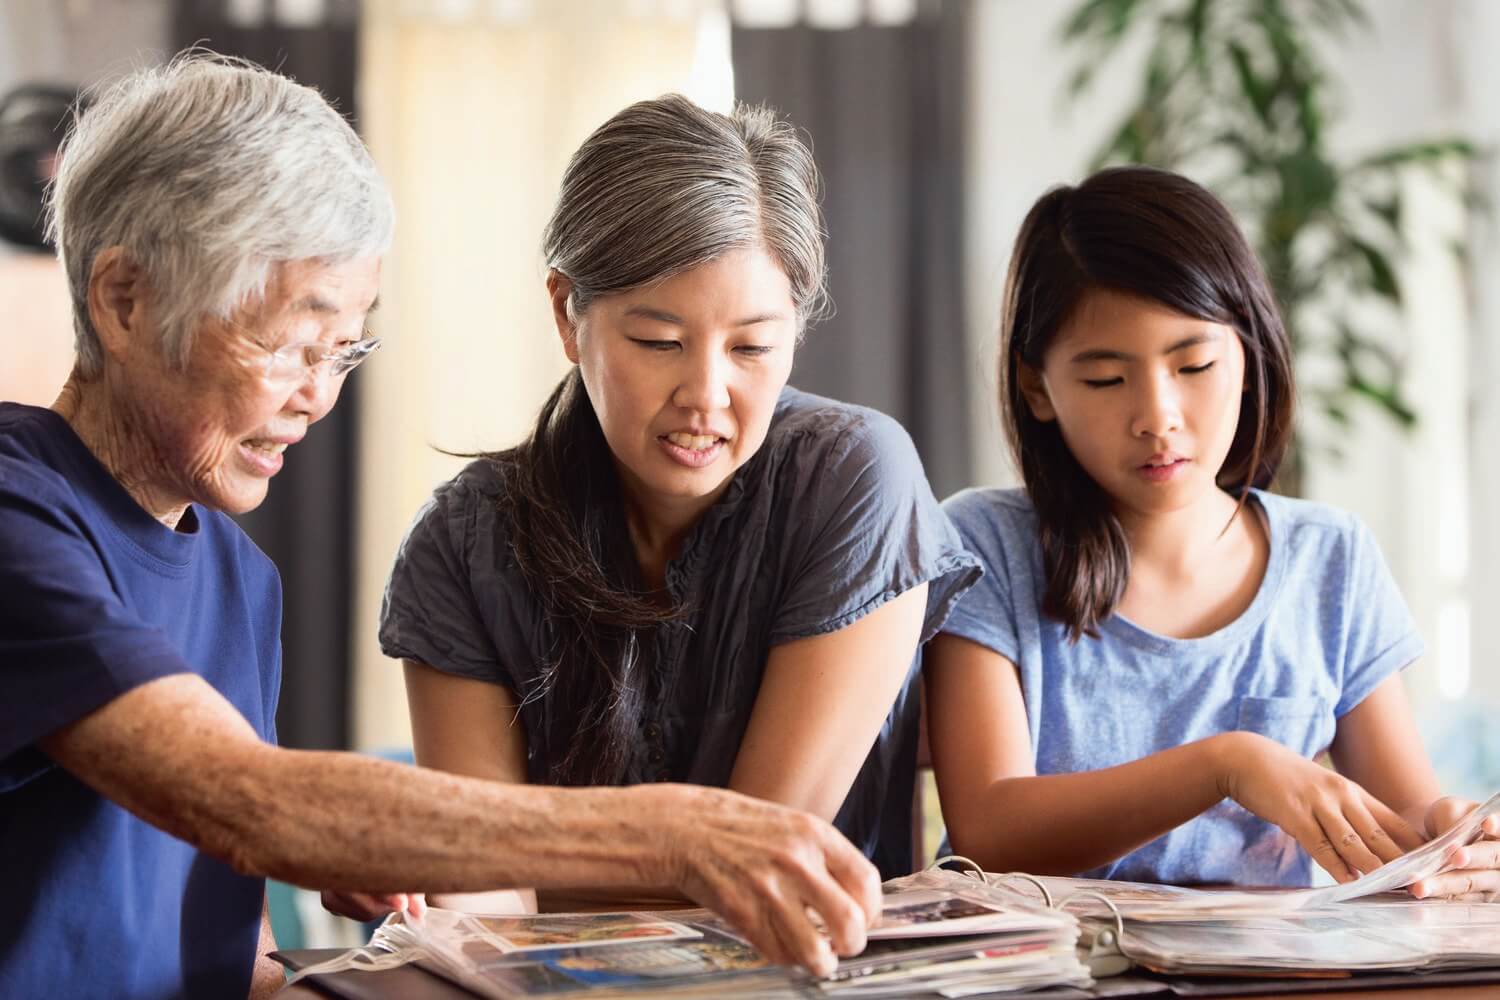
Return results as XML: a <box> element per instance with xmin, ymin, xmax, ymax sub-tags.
<box><xmin>731</xmin><ymin>0</ymin><xmax>973</xmax><ymax>497</ymax></box>
<box><xmin>352</xmin><ymin>0</ymin><xmax>727</xmax><ymax>749</ymax></box>
<box><xmin>172</xmin><ymin>0</ymin><xmax>363</xmax><ymax>751</ymax></box>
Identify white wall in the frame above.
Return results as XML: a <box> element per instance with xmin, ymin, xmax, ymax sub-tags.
<box><xmin>962</xmin><ymin>0</ymin><xmax>1494</xmax><ymax>714</ymax></box>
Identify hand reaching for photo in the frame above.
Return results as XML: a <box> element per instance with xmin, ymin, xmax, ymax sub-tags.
<box><xmin>1217</xmin><ymin>732</ymin><xmax>1425</xmax><ymax>882</ymax></box>
<box><xmin>1408</xmin><ymin>797</ymin><xmax>1500</xmax><ymax>902</ymax></box>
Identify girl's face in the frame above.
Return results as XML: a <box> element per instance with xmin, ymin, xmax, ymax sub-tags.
<box><xmin>1020</xmin><ymin>288</ymin><xmax>1246</xmax><ymax>517</ymax></box>
<box><xmin>552</xmin><ymin>245</ymin><xmax>798</xmax><ymax>520</ymax></box>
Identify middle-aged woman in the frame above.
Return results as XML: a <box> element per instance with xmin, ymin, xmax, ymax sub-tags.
<box><xmin>376</xmin><ymin>95</ymin><xmax>980</xmax><ymax>916</ymax></box>
<box><xmin>0</xmin><ymin>54</ymin><xmax>884</xmax><ymax>1000</ymax></box>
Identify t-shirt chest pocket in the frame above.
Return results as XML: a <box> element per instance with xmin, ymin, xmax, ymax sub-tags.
<box><xmin>1235</xmin><ymin>695</ymin><xmax>1336</xmax><ymax>759</ymax></box>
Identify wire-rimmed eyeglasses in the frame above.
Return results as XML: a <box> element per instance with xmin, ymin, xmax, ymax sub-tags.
<box><xmin>253</xmin><ymin>333</ymin><xmax>383</xmax><ymax>384</ymax></box>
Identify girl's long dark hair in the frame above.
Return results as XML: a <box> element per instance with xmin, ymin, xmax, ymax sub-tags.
<box><xmin>494</xmin><ymin>95</ymin><xmax>826</xmax><ymax>785</ymax></box>
<box><xmin>999</xmin><ymin>166</ymin><xmax>1295</xmax><ymax>641</ymax></box>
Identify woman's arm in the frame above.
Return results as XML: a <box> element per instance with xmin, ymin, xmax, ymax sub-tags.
<box><xmin>925</xmin><ymin>634</ymin><xmax>1422</xmax><ymax>879</ymax></box>
<box><xmin>40</xmin><ymin>672</ymin><xmax>881</xmax><ymax>975</ymax></box>
<box><xmin>402</xmin><ymin>661</ymin><xmax>536</xmax><ymax>914</ymax></box>
<box><xmin>729</xmin><ymin>584</ymin><xmax>928</xmax><ymax>820</ymax></box>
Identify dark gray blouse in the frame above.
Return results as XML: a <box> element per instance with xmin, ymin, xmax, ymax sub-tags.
<box><xmin>379</xmin><ymin>387</ymin><xmax>979</xmax><ymax>877</ymax></box>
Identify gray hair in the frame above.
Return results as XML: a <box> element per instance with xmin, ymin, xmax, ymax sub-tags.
<box><xmin>45</xmin><ymin>51</ymin><xmax>394</xmax><ymax>376</ymax></box>
<box><xmin>542</xmin><ymin>94</ymin><xmax>828</xmax><ymax>331</ymax></box>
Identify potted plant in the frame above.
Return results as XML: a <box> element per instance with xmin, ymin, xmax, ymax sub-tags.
<box><xmin>1060</xmin><ymin>0</ymin><xmax>1481</xmax><ymax>491</ymax></box>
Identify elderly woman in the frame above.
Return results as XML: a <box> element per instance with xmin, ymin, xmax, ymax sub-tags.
<box><xmin>0</xmin><ymin>55</ymin><xmax>882</xmax><ymax>1000</ymax></box>
<box><xmin>373</xmin><ymin>95</ymin><xmax>979</xmax><ymax>919</ymax></box>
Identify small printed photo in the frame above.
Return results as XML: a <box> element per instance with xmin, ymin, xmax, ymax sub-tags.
<box><xmin>472</xmin><ymin>912</ymin><xmax>703</xmax><ymax>953</ymax></box>
<box><xmin>880</xmin><ymin>893</ymin><xmax>996</xmax><ymax>927</ymax></box>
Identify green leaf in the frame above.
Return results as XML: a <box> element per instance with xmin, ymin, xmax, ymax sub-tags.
<box><xmin>1348</xmin><ymin>238</ymin><xmax>1401</xmax><ymax>303</ymax></box>
<box><xmin>1363</xmin><ymin>190</ymin><xmax>1403</xmax><ymax>239</ymax></box>
<box><xmin>1347</xmin><ymin>374</ymin><xmax>1418</xmax><ymax>428</ymax></box>
<box><xmin>1059</xmin><ymin>0</ymin><xmax>1148</xmax><ymax>43</ymax></box>
<box><xmin>1228</xmin><ymin>42</ymin><xmax>1273</xmax><ymax>125</ymax></box>
<box><xmin>1354</xmin><ymin>139</ymin><xmax>1477</xmax><ymax>171</ymax></box>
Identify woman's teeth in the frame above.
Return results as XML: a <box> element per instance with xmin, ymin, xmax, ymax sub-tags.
<box><xmin>666</xmin><ymin>432</ymin><xmax>719</xmax><ymax>451</ymax></box>
<box><xmin>245</xmin><ymin>439</ymin><xmax>288</xmax><ymax>456</ymax></box>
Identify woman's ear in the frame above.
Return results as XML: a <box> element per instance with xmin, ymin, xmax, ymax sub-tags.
<box><xmin>546</xmin><ymin>269</ymin><xmax>581</xmax><ymax>364</ymax></box>
<box><xmin>1017</xmin><ymin>362</ymin><xmax>1057</xmax><ymax>422</ymax></box>
<box><xmin>87</xmin><ymin>247</ymin><xmax>146</xmax><ymax>361</ymax></box>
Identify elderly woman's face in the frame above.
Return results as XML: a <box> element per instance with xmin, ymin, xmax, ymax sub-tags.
<box><xmin>557</xmin><ymin>245</ymin><xmax>798</xmax><ymax>521</ymax></box>
<box><xmin>123</xmin><ymin>256</ymin><xmax>380</xmax><ymax>517</ymax></box>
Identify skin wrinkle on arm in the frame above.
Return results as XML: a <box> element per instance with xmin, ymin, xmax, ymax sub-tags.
<box><xmin>41</xmin><ymin>672</ymin><xmax>703</xmax><ymax>895</ymax></box>
<box><xmin>403</xmin><ymin>661</ymin><xmax>536</xmax><ymax>914</ymax></box>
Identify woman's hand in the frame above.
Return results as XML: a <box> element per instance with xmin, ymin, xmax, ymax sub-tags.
<box><xmin>1409</xmin><ymin>797</ymin><xmax>1500</xmax><ymax>901</ymax></box>
<box><xmin>319</xmin><ymin>890</ymin><xmax>427</xmax><ymax>923</ymax></box>
<box><xmin>654</xmin><ymin>784</ymin><xmax>881</xmax><ymax>978</ymax></box>
<box><xmin>1215</xmin><ymin>731</ymin><xmax>1425</xmax><ymax>882</ymax></box>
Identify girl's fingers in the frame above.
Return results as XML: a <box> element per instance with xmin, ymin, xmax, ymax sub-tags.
<box><xmin>1314</xmin><ymin>802</ymin><xmax>1384</xmax><ymax>877</ymax></box>
<box><xmin>1364</xmin><ymin>795</ymin><xmax>1426</xmax><ymax>854</ymax></box>
<box><xmin>1411</xmin><ymin>867</ymin><xmax>1500</xmax><ymax>900</ymax></box>
<box><xmin>1348</xmin><ymin>798</ymin><xmax>1408</xmax><ymax>865</ymax></box>
<box><xmin>1292</xmin><ymin>816</ymin><xmax>1357</xmax><ymax>883</ymax></box>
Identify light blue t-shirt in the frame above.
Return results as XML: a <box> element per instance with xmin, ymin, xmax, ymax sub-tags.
<box><xmin>938</xmin><ymin>487</ymin><xmax>1423</xmax><ymax>887</ymax></box>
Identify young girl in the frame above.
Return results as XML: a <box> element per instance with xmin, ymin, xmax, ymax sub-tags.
<box><xmin>926</xmin><ymin>165</ymin><xmax>1499</xmax><ymax>897</ymax></box>
<box><xmin>362</xmin><ymin>96</ymin><xmax>977</xmax><ymax>915</ymax></box>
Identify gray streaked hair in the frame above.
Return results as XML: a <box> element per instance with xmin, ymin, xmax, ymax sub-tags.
<box><xmin>543</xmin><ymin>94</ymin><xmax>828</xmax><ymax>331</ymax></box>
<box><xmin>45</xmin><ymin>51</ymin><xmax>394</xmax><ymax>377</ymax></box>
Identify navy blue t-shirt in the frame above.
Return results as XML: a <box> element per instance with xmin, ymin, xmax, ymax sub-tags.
<box><xmin>0</xmin><ymin>403</ymin><xmax>282</xmax><ymax>999</ymax></box>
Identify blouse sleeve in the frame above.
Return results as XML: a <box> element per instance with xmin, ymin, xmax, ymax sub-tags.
<box><xmin>768</xmin><ymin>410</ymin><xmax>980</xmax><ymax>646</ymax></box>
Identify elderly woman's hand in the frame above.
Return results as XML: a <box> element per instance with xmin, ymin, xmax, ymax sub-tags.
<box><xmin>654</xmin><ymin>784</ymin><xmax>881</xmax><ymax>978</ymax></box>
<box><xmin>1408</xmin><ymin>797</ymin><xmax>1500</xmax><ymax>902</ymax></box>
<box><xmin>319</xmin><ymin>890</ymin><xmax>427</xmax><ymax>923</ymax></box>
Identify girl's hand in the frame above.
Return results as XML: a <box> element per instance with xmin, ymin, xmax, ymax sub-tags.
<box><xmin>1409</xmin><ymin>797</ymin><xmax>1500</xmax><ymax>901</ymax></box>
<box><xmin>1216</xmin><ymin>732</ymin><xmax>1425</xmax><ymax>882</ymax></box>
<box><xmin>319</xmin><ymin>890</ymin><xmax>428</xmax><ymax>922</ymax></box>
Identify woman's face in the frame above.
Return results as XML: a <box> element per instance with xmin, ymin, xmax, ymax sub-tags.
<box><xmin>555</xmin><ymin>245</ymin><xmax>798</xmax><ymax>520</ymax></box>
<box><xmin>110</xmin><ymin>255</ymin><xmax>380</xmax><ymax>518</ymax></box>
<box><xmin>1020</xmin><ymin>287</ymin><xmax>1246</xmax><ymax>519</ymax></box>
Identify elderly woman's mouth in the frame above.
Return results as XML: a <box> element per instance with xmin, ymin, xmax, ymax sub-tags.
<box><xmin>242</xmin><ymin>438</ymin><xmax>289</xmax><ymax>456</ymax></box>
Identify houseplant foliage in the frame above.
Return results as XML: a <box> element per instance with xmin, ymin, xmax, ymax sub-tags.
<box><xmin>1060</xmin><ymin>0</ymin><xmax>1479</xmax><ymax>488</ymax></box>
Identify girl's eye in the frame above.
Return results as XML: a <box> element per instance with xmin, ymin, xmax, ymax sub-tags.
<box><xmin>630</xmin><ymin>338</ymin><xmax>679</xmax><ymax>352</ymax></box>
<box><xmin>1082</xmin><ymin>377</ymin><xmax>1123</xmax><ymax>388</ymax></box>
<box><xmin>1181</xmin><ymin>361</ymin><xmax>1216</xmax><ymax>375</ymax></box>
<box><xmin>734</xmin><ymin>345</ymin><xmax>774</xmax><ymax>357</ymax></box>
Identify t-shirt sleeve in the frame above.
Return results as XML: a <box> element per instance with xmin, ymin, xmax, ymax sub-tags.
<box><xmin>0</xmin><ymin>470</ymin><xmax>193</xmax><ymax>789</ymax></box>
<box><xmin>932</xmin><ymin>490</ymin><xmax>1023</xmax><ymax>665</ymax></box>
<box><xmin>378</xmin><ymin>473</ymin><xmax>520</xmax><ymax>691</ymax></box>
<box><xmin>1335</xmin><ymin>515</ymin><xmax>1425</xmax><ymax>718</ymax></box>
<box><xmin>769</xmin><ymin>412</ymin><xmax>981</xmax><ymax>645</ymax></box>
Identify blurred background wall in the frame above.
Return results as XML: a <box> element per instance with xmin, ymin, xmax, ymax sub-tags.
<box><xmin>2</xmin><ymin>0</ymin><xmax>1495</xmax><ymax>800</ymax></box>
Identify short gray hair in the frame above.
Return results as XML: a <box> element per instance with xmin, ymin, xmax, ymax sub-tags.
<box><xmin>46</xmin><ymin>51</ymin><xmax>394</xmax><ymax>376</ymax></box>
<box><xmin>543</xmin><ymin>94</ymin><xmax>828</xmax><ymax>332</ymax></box>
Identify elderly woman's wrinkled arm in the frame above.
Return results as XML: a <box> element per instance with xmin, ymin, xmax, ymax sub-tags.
<box><xmin>38</xmin><ymin>671</ymin><xmax>878</xmax><ymax>975</ymax></box>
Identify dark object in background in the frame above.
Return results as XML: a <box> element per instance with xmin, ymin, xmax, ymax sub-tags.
<box><xmin>731</xmin><ymin>0</ymin><xmax>973</xmax><ymax>499</ymax></box>
<box><xmin>0</xmin><ymin>85</ymin><xmax>78</xmax><ymax>251</ymax></box>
